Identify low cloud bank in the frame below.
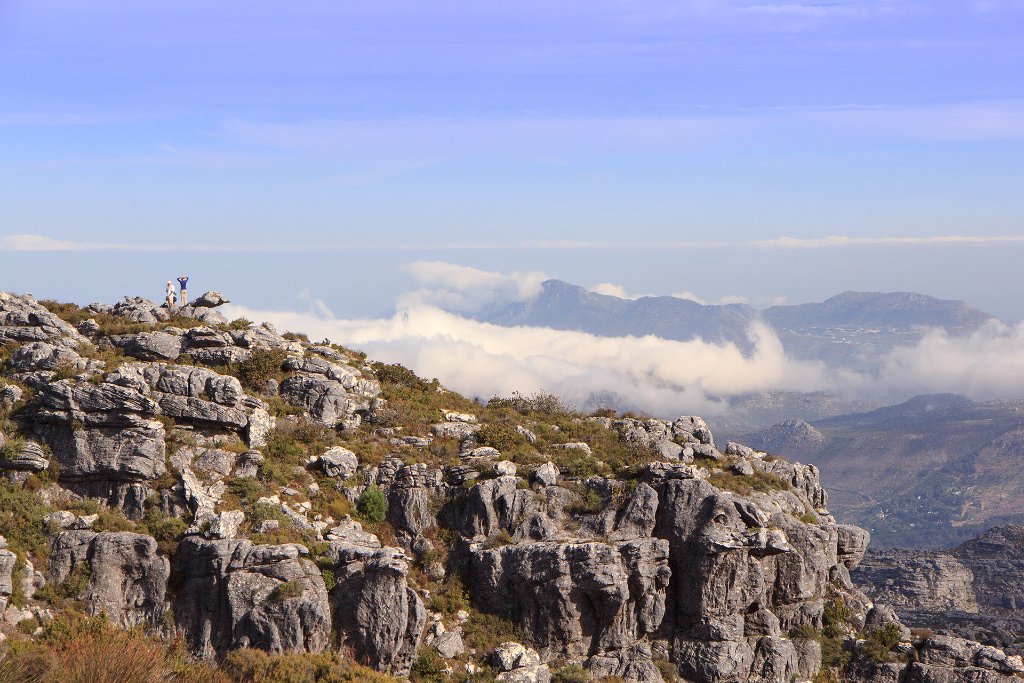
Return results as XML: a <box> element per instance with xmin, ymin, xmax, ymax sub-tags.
<box><xmin>399</xmin><ymin>261</ymin><xmax>548</xmax><ymax>315</ymax></box>
<box><xmin>221</xmin><ymin>264</ymin><xmax>1024</xmax><ymax>417</ymax></box>
<box><xmin>873</xmin><ymin>320</ymin><xmax>1024</xmax><ymax>401</ymax></box>
<box><xmin>222</xmin><ymin>301</ymin><xmax>830</xmax><ymax>417</ymax></box>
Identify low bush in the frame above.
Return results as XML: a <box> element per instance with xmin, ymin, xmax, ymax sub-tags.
<box><xmin>0</xmin><ymin>613</ymin><xmax>228</xmax><ymax>683</ymax></box>
<box><xmin>220</xmin><ymin>648</ymin><xmax>394</xmax><ymax>682</ymax></box>
<box><xmin>232</xmin><ymin>348</ymin><xmax>289</xmax><ymax>392</ymax></box>
<box><xmin>0</xmin><ymin>479</ymin><xmax>54</xmax><ymax>561</ymax></box>
<box><xmin>357</xmin><ymin>485</ymin><xmax>387</xmax><ymax>523</ymax></box>
<box><xmin>461</xmin><ymin>611</ymin><xmax>525</xmax><ymax>654</ymax></box>
<box><xmin>552</xmin><ymin>664</ymin><xmax>589</xmax><ymax>683</ymax></box>
<box><xmin>410</xmin><ymin>651</ymin><xmax>446</xmax><ymax>682</ymax></box>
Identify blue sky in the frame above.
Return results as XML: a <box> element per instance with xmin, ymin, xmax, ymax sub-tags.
<box><xmin>1</xmin><ymin>0</ymin><xmax>1023</xmax><ymax>318</ymax></box>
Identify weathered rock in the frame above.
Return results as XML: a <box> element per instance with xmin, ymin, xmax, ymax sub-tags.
<box><xmin>234</xmin><ymin>450</ymin><xmax>264</xmax><ymax>479</ymax></box>
<box><xmin>246</xmin><ymin>407</ymin><xmax>273</xmax><ymax>448</ymax></box>
<box><xmin>319</xmin><ymin>446</ymin><xmax>358</xmax><ymax>478</ymax></box>
<box><xmin>0</xmin><ymin>292</ymin><xmax>88</xmax><ymax>350</ymax></box>
<box><xmin>535</xmin><ymin>462</ymin><xmax>559</xmax><ymax>487</ymax></box>
<box><xmin>435</xmin><ymin>629</ymin><xmax>465</xmax><ymax>658</ymax></box>
<box><xmin>329</xmin><ymin>543</ymin><xmax>425</xmax><ymax>675</ymax></box>
<box><xmin>0</xmin><ymin>441</ymin><xmax>49</xmax><ymax>472</ymax></box>
<box><xmin>192</xmin><ymin>291</ymin><xmax>230</xmax><ymax>308</ymax></box>
<box><xmin>0</xmin><ymin>546</ymin><xmax>16</xmax><ymax>612</ymax></box>
<box><xmin>492</xmin><ymin>642</ymin><xmax>551</xmax><ymax>682</ymax></box>
<box><xmin>192</xmin><ymin>448</ymin><xmax>236</xmax><ymax>477</ymax></box>
<box><xmin>25</xmin><ymin>378</ymin><xmax>167</xmax><ymax>517</ymax></box>
<box><xmin>0</xmin><ymin>383</ymin><xmax>23</xmax><ymax>411</ymax></box>
<box><xmin>49</xmin><ymin>531</ymin><xmax>169</xmax><ymax>627</ymax></box>
<box><xmin>432</xmin><ymin>421</ymin><xmax>480</xmax><ymax>440</ymax></box>
<box><xmin>469</xmin><ymin>539</ymin><xmax>671</xmax><ymax>660</ymax></box>
<box><xmin>107</xmin><ymin>331</ymin><xmax>184</xmax><ymax>361</ymax></box>
<box><xmin>9</xmin><ymin>341</ymin><xmax>88</xmax><ymax>374</ymax></box>
<box><xmin>208</xmin><ymin>510</ymin><xmax>246</xmax><ymax>539</ymax></box>
<box><xmin>855</xmin><ymin>548</ymin><xmax>978</xmax><ymax>613</ymax></box>
<box><xmin>174</xmin><ymin>537</ymin><xmax>331</xmax><ymax>657</ymax></box>
<box><xmin>280</xmin><ymin>373</ymin><xmax>373</xmax><ymax>428</ymax></box>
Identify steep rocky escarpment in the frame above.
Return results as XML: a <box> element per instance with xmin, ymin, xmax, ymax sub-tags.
<box><xmin>0</xmin><ymin>290</ymin><xmax>1019</xmax><ymax>682</ymax></box>
<box><xmin>854</xmin><ymin>525</ymin><xmax>1024</xmax><ymax>651</ymax></box>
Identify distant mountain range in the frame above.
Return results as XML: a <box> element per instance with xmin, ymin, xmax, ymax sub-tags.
<box><xmin>744</xmin><ymin>394</ymin><xmax>1024</xmax><ymax>548</ymax></box>
<box><xmin>477</xmin><ymin>279</ymin><xmax>997</xmax><ymax>370</ymax></box>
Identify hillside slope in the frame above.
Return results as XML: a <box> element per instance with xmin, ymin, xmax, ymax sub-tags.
<box><xmin>745</xmin><ymin>395</ymin><xmax>1024</xmax><ymax>548</ymax></box>
<box><xmin>0</xmin><ymin>291</ymin><xmax>1018</xmax><ymax>683</ymax></box>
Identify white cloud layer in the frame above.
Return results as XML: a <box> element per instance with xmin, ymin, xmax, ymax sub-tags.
<box><xmin>216</xmin><ymin>261</ymin><xmax>1024</xmax><ymax>418</ymax></box>
<box><xmin>222</xmin><ymin>300</ymin><xmax>831</xmax><ymax>417</ymax></box>
<box><xmin>872</xmin><ymin>320</ymin><xmax>1024</xmax><ymax>400</ymax></box>
<box><xmin>399</xmin><ymin>261</ymin><xmax>548</xmax><ymax>314</ymax></box>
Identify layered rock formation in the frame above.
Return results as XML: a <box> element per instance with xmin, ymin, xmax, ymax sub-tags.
<box><xmin>855</xmin><ymin>525</ymin><xmax>1024</xmax><ymax>649</ymax></box>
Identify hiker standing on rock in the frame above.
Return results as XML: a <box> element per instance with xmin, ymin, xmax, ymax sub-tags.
<box><xmin>177</xmin><ymin>276</ymin><xmax>189</xmax><ymax>306</ymax></box>
<box><xmin>165</xmin><ymin>280</ymin><xmax>176</xmax><ymax>308</ymax></box>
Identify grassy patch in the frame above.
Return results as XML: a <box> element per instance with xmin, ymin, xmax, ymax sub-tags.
<box><xmin>0</xmin><ymin>479</ymin><xmax>55</xmax><ymax>562</ymax></box>
<box><xmin>707</xmin><ymin>470</ymin><xmax>789</xmax><ymax>496</ymax></box>
<box><xmin>268</xmin><ymin>579</ymin><xmax>305</xmax><ymax>602</ymax></box>
<box><xmin>221</xmin><ymin>647</ymin><xmax>395</xmax><ymax>682</ymax></box>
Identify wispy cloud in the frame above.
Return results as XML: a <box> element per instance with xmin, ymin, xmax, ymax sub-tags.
<box><xmin>5</xmin><ymin>232</ymin><xmax>1024</xmax><ymax>253</ymax></box>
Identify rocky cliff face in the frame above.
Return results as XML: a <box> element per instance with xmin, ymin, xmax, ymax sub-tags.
<box><xmin>0</xmin><ymin>291</ymin><xmax>1017</xmax><ymax>682</ymax></box>
<box><xmin>854</xmin><ymin>525</ymin><xmax>1024</xmax><ymax>650</ymax></box>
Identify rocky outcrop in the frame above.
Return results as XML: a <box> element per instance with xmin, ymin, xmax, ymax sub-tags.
<box><xmin>469</xmin><ymin>539</ymin><xmax>670</xmax><ymax>667</ymax></box>
<box><xmin>745</xmin><ymin>419</ymin><xmax>826</xmax><ymax>454</ymax></box>
<box><xmin>173</xmin><ymin>537</ymin><xmax>331</xmax><ymax>657</ymax></box>
<box><xmin>280</xmin><ymin>352</ymin><xmax>380</xmax><ymax>428</ymax></box>
<box><xmin>855</xmin><ymin>549</ymin><xmax>978</xmax><ymax>613</ymax></box>
<box><xmin>854</xmin><ymin>525</ymin><xmax>1024</xmax><ymax>646</ymax></box>
<box><xmin>0</xmin><ymin>293</ymin><xmax>87</xmax><ymax>350</ymax></box>
<box><xmin>48</xmin><ymin>530</ymin><xmax>169</xmax><ymax>627</ymax></box>
<box><xmin>24</xmin><ymin>379</ymin><xmax>167</xmax><ymax>517</ymax></box>
<box><xmin>328</xmin><ymin>541</ymin><xmax>425</xmax><ymax>676</ymax></box>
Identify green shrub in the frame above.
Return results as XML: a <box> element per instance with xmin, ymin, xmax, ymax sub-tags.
<box><xmin>142</xmin><ymin>507</ymin><xmax>188</xmax><ymax>557</ymax></box>
<box><xmin>567</xmin><ymin>486</ymin><xmax>604</xmax><ymax>515</ymax></box>
<box><xmin>477</xmin><ymin>422</ymin><xmax>529</xmax><ymax>454</ymax></box>
<box><xmin>226</xmin><ymin>477</ymin><xmax>264</xmax><ymax>506</ymax></box>
<box><xmin>357</xmin><ymin>485</ymin><xmax>387</xmax><ymax>523</ymax></box>
<box><xmin>410</xmin><ymin>651</ymin><xmax>445</xmax><ymax>682</ymax></box>
<box><xmin>36</xmin><ymin>562</ymin><xmax>91</xmax><ymax>608</ymax></box>
<box><xmin>552</xmin><ymin>664</ymin><xmax>589</xmax><ymax>683</ymax></box>
<box><xmin>860</xmin><ymin>623</ymin><xmax>903</xmax><ymax>663</ymax></box>
<box><xmin>221</xmin><ymin>648</ymin><xmax>394</xmax><ymax>682</ymax></box>
<box><xmin>707</xmin><ymin>470</ymin><xmax>788</xmax><ymax>496</ymax></box>
<box><xmin>0</xmin><ymin>479</ymin><xmax>54</xmax><ymax>561</ymax></box>
<box><xmin>0</xmin><ymin>612</ymin><xmax>229</xmax><ymax>683</ymax></box>
<box><xmin>461</xmin><ymin>611</ymin><xmax>525</xmax><ymax>654</ymax></box>
<box><xmin>484</xmin><ymin>529</ymin><xmax>515</xmax><ymax>548</ymax></box>
<box><xmin>425</xmin><ymin>579</ymin><xmax>471</xmax><ymax>615</ymax></box>
<box><xmin>233</xmin><ymin>348</ymin><xmax>288</xmax><ymax>392</ymax></box>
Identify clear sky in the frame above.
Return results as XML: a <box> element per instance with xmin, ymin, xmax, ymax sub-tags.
<box><xmin>1</xmin><ymin>1</ymin><xmax>1023</xmax><ymax>319</ymax></box>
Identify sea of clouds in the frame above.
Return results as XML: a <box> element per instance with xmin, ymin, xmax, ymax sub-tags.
<box><xmin>222</xmin><ymin>261</ymin><xmax>1024</xmax><ymax>417</ymax></box>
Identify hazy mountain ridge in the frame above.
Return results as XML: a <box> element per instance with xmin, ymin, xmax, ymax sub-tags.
<box><xmin>477</xmin><ymin>280</ymin><xmax>999</xmax><ymax>373</ymax></box>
